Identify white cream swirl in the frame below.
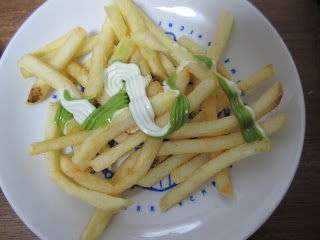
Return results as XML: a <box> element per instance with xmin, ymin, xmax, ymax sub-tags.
<box><xmin>104</xmin><ymin>61</ymin><xmax>171</xmax><ymax>137</ymax></box>
<box><xmin>59</xmin><ymin>89</ymin><xmax>96</xmax><ymax>125</ymax></box>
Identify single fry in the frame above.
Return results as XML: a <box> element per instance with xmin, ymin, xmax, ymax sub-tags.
<box><xmin>177</xmin><ymin>35</ymin><xmax>207</xmax><ymax>56</ymax></box>
<box><xmin>105</xmin><ymin>4</ymin><xmax>128</xmax><ymax>40</ymax></box>
<box><xmin>85</xmin><ymin>16</ymin><xmax>116</xmax><ymax>98</ymax></box>
<box><xmin>175</xmin><ymin>69</ymin><xmax>190</xmax><ymax>94</ymax></box>
<box><xmin>171</xmin><ymin>154</ymin><xmax>211</xmax><ymax>184</ymax></box>
<box><xmin>80</xmin><ymin>208</ymin><xmax>112</xmax><ymax>240</ymax></box>
<box><xmin>60</xmin><ymin>155</ymin><xmax>116</xmax><ymax>195</ymax></box>
<box><xmin>29</xmin><ymin>130</ymin><xmax>91</xmax><ymax>156</ymax></box>
<box><xmin>90</xmin><ymin>131</ymin><xmax>146</xmax><ymax>171</ymax></box>
<box><xmin>132</xmin><ymin>31</ymin><xmax>167</xmax><ymax>52</ymax></box>
<box><xmin>107</xmin><ymin>36</ymin><xmax>136</xmax><ymax>66</ymax></box>
<box><xmin>110</xmin><ymin>149</ymin><xmax>141</xmax><ymax>185</ymax></box>
<box><xmin>117</xmin><ymin>0</ymin><xmax>147</xmax><ymax>33</ymax></box>
<box><xmin>158</xmin><ymin>113</ymin><xmax>288</xmax><ymax>156</ymax></box>
<box><xmin>237</xmin><ymin>64</ymin><xmax>275</xmax><ymax>92</ymax></box>
<box><xmin>139</xmin><ymin>46</ymin><xmax>168</xmax><ymax>81</ymax></box>
<box><xmin>160</xmin><ymin>139</ymin><xmax>273</xmax><ymax>212</ymax></box>
<box><xmin>159</xmin><ymin>53</ymin><xmax>176</xmax><ymax>77</ymax></box>
<box><xmin>214</xmin><ymin>167</ymin><xmax>232</xmax><ymax>196</ymax></box>
<box><xmin>65</xmin><ymin>61</ymin><xmax>89</xmax><ymax>87</ymax></box>
<box><xmin>129</xmin><ymin>49</ymin><xmax>151</xmax><ymax>77</ymax></box>
<box><xmin>201</xmin><ymin>91</ymin><xmax>232</xmax><ymax>195</ymax></box>
<box><xmin>74</xmin><ymin>35</ymin><xmax>98</xmax><ymax>58</ymax></box>
<box><xmin>137</xmin><ymin>153</ymin><xmax>197</xmax><ymax>187</ymax></box>
<box><xmin>207</xmin><ymin>10</ymin><xmax>234</xmax><ymax>62</ymax></box>
<box><xmin>26</xmin><ymin>78</ymin><xmax>51</xmax><ymax>104</ymax></box>
<box><xmin>146</xmin><ymin>81</ymin><xmax>164</xmax><ymax>98</ymax></box>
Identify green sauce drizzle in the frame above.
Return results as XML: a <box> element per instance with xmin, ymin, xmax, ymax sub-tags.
<box><xmin>81</xmin><ymin>86</ymin><xmax>129</xmax><ymax>130</ymax></box>
<box><xmin>147</xmin><ymin>93</ymin><xmax>190</xmax><ymax>140</ymax></box>
<box><xmin>213</xmin><ymin>72</ymin><xmax>264</xmax><ymax>142</ymax></box>
<box><xmin>193</xmin><ymin>55</ymin><xmax>264</xmax><ymax>142</ymax></box>
<box><xmin>166</xmin><ymin>73</ymin><xmax>177</xmax><ymax>89</ymax></box>
<box><xmin>193</xmin><ymin>55</ymin><xmax>213</xmax><ymax>69</ymax></box>
<box><xmin>55</xmin><ymin>101</ymin><xmax>73</xmax><ymax>135</ymax></box>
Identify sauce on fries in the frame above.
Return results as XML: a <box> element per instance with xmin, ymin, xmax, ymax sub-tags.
<box><xmin>18</xmin><ymin>0</ymin><xmax>287</xmax><ymax>239</ymax></box>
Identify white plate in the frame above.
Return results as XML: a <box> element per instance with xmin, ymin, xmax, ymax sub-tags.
<box><xmin>0</xmin><ymin>0</ymin><xmax>305</xmax><ymax>239</ymax></box>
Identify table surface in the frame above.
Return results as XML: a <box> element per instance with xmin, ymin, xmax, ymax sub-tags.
<box><xmin>0</xmin><ymin>0</ymin><xmax>319</xmax><ymax>239</ymax></box>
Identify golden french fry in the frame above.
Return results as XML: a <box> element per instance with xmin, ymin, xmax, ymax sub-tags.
<box><xmin>111</xmin><ymin>138</ymin><xmax>162</xmax><ymax>194</ymax></box>
<box><xmin>202</xmin><ymin>92</ymin><xmax>217</xmax><ymax>121</ymax></box>
<box><xmin>177</xmin><ymin>35</ymin><xmax>207</xmax><ymax>56</ymax></box>
<box><xmin>159</xmin><ymin>53</ymin><xmax>176</xmax><ymax>77</ymax></box>
<box><xmin>129</xmin><ymin>49</ymin><xmax>151</xmax><ymax>77</ymax></box>
<box><xmin>110</xmin><ymin>149</ymin><xmax>141</xmax><ymax>185</ymax></box>
<box><xmin>74</xmin><ymin>35</ymin><xmax>98</xmax><ymax>58</ymax></box>
<box><xmin>64</xmin><ymin>119</ymin><xmax>82</xmax><ymax>135</ymax></box>
<box><xmin>105</xmin><ymin>4</ymin><xmax>128</xmax><ymax>40</ymax></box>
<box><xmin>214</xmin><ymin>167</ymin><xmax>232</xmax><ymax>196</ymax></box>
<box><xmin>65</xmin><ymin>61</ymin><xmax>89</xmax><ymax>87</ymax></box>
<box><xmin>60</xmin><ymin>155</ymin><xmax>116</xmax><ymax>195</ymax></box>
<box><xmin>90</xmin><ymin>131</ymin><xmax>146</xmax><ymax>171</ymax></box>
<box><xmin>146</xmin><ymin>80</ymin><xmax>164</xmax><ymax>98</ymax></box>
<box><xmin>139</xmin><ymin>46</ymin><xmax>168</xmax><ymax>81</ymax></box>
<box><xmin>217</xmin><ymin>61</ymin><xmax>231</xmax><ymax>79</ymax></box>
<box><xmin>207</xmin><ymin>10</ymin><xmax>234</xmax><ymax>62</ymax></box>
<box><xmin>131</xmin><ymin>31</ymin><xmax>167</xmax><ymax>52</ymax></box>
<box><xmin>80</xmin><ymin>208</ymin><xmax>113</xmax><ymax>240</ymax></box>
<box><xmin>137</xmin><ymin>153</ymin><xmax>197</xmax><ymax>188</ymax></box>
<box><xmin>107</xmin><ymin>37</ymin><xmax>136</xmax><ymax>66</ymax></box>
<box><xmin>82</xmin><ymin>57</ymin><xmax>91</xmax><ymax>71</ymax></box>
<box><xmin>203</xmin><ymin>92</ymin><xmax>232</xmax><ymax>195</ymax></box>
<box><xmin>26</xmin><ymin>78</ymin><xmax>51</xmax><ymax>104</ymax></box>
<box><xmin>114</xmin><ymin>132</ymin><xmax>129</xmax><ymax>144</ymax></box>
<box><xmin>237</xmin><ymin>64</ymin><xmax>275</xmax><ymax>92</ymax></box>
<box><xmin>158</xmin><ymin>113</ymin><xmax>288</xmax><ymax>156</ymax></box>
<box><xmin>85</xmin><ymin>16</ymin><xmax>116</xmax><ymax>98</ymax></box>
<box><xmin>171</xmin><ymin>154</ymin><xmax>211</xmax><ymax>184</ymax></box>
<box><xmin>29</xmin><ymin>130</ymin><xmax>91</xmax><ymax>156</ymax></box>
<box><xmin>175</xmin><ymin>69</ymin><xmax>190</xmax><ymax>94</ymax></box>
<box><xmin>18</xmin><ymin>54</ymin><xmax>83</xmax><ymax>98</ymax></box>
<box><xmin>160</xmin><ymin>139</ymin><xmax>273</xmax><ymax>212</ymax></box>
<box><xmin>116</xmin><ymin>0</ymin><xmax>147</xmax><ymax>33</ymax></box>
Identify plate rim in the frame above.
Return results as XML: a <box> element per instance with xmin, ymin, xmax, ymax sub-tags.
<box><xmin>0</xmin><ymin>0</ymin><xmax>306</xmax><ymax>239</ymax></box>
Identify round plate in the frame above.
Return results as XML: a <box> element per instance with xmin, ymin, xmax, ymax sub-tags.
<box><xmin>0</xmin><ymin>0</ymin><xmax>305</xmax><ymax>239</ymax></box>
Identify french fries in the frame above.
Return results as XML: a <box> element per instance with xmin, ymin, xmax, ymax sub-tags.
<box><xmin>44</xmin><ymin>103</ymin><xmax>133</xmax><ymax>211</ymax></box>
<box><xmin>84</xmin><ymin>15</ymin><xmax>116</xmax><ymax>98</ymax></box>
<box><xmin>22</xmin><ymin>0</ymin><xmax>289</xmax><ymax>238</ymax></box>
<box><xmin>160</xmin><ymin>139</ymin><xmax>273</xmax><ymax>212</ymax></box>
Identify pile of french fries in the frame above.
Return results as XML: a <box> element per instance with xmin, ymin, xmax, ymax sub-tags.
<box><xmin>18</xmin><ymin>0</ymin><xmax>287</xmax><ymax>239</ymax></box>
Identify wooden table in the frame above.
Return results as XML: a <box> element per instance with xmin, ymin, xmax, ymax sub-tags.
<box><xmin>0</xmin><ymin>0</ymin><xmax>319</xmax><ymax>239</ymax></box>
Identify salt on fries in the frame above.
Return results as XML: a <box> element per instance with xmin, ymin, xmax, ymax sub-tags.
<box><xmin>19</xmin><ymin>0</ymin><xmax>288</xmax><ymax>238</ymax></box>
